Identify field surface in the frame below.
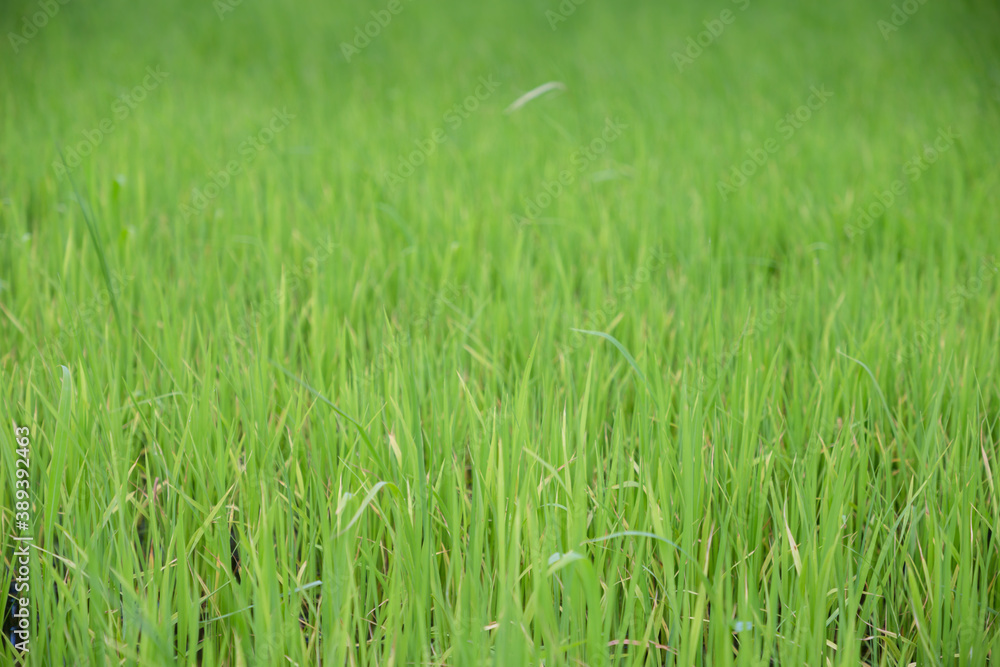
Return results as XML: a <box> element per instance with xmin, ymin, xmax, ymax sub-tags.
<box><xmin>2</xmin><ymin>0</ymin><xmax>1000</xmax><ymax>665</ymax></box>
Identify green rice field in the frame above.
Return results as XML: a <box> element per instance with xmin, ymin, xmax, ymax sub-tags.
<box><xmin>2</xmin><ymin>0</ymin><xmax>1000</xmax><ymax>664</ymax></box>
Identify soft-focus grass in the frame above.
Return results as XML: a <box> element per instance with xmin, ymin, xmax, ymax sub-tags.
<box><xmin>1</xmin><ymin>0</ymin><xmax>999</xmax><ymax>664</ymax></box>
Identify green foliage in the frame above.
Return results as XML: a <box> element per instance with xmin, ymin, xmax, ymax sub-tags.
<box><xmin>1</xmin><ymin>0</ymin><xmax>999</xmax><ymax>664</ymax></box>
